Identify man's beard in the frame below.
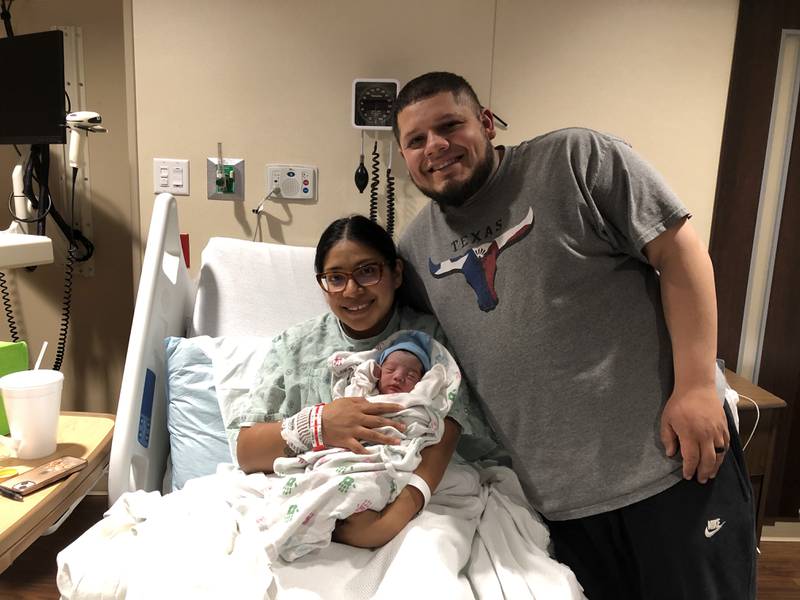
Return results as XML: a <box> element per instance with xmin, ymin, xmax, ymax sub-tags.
<box><xmin>415</xmin><ymin>138</ymin><xmax>496</xmax><ymax>208</ymax></box>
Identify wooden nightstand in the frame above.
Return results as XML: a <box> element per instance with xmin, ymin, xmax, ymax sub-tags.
<box><xmin>0</xmin><ymin>411</ymin><xmax>114</xmax><ymax>573</ymax></box>
<box><xmin>724</xmin><ymin>370</ymin><xmax>787</xmax><ymax>542</ymax></box>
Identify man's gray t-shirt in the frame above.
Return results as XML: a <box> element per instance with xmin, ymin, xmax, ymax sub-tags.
<box><xmin>399</xmin><ymin>128</ymin><xmax>689</xmax><ymax>520</ymax></box>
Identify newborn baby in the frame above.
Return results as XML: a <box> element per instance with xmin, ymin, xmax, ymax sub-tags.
<box><xmin>375</xmin><ymin>335</ymin><xmax>431</xmax><ymax>395</ymax></box>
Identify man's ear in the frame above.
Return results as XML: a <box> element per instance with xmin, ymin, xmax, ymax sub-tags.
<box><xmin>481</xmin><ymin>108</ymin><xmax>497</xmax><ymax>141</ymax></box>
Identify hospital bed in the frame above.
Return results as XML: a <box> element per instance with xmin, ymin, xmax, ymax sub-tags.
<box><xmin>55</xmin><ymin>192</ymin><xmax>586</xmax><ymax>598</ymax></box>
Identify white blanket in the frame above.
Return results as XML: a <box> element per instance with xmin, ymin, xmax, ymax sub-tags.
<box><xmin>57</xmin><ymin>462</ymin><xmax>585</xmax><ymax>600</ymax></box>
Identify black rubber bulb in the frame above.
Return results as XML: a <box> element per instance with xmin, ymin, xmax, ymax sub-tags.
<box><xmin>354</xmin><ymin>155</ymin><xmax>369</xmax><ymax>193</ymax></box>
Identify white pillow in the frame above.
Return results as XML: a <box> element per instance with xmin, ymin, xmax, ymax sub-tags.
<box><xmin>164</xmin><ymin>335</ymin><xmax>271</xmax><ymax>489</ymax></box>
<box><xmin>207</xmin><ymin>335</ymin><xmax>273</xmax><ymax>456</ymax></box>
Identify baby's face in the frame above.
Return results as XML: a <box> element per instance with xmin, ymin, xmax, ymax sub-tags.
<box><xmin>378</xmin><ymin>350</ymin><xmax>424</xmax><ymax>394</ymax></box>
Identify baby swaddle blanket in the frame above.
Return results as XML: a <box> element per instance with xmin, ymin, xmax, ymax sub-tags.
<box><xmin>250</xmin><ymin>330</ymin><xmax>462</xmax><ymax>561</ymax></box>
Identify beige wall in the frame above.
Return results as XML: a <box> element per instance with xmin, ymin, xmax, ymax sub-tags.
<box><xmin>132</xmin><ymin>0</ymin><xmax>737</xmax><ymax>263</ymax></box>
<box><xmin>491</xmin><ymin>0</ymin><xmax>738</xmax><ymax>244</ymax></box>
<box><xmin>131</xmin><ymin>0</ymin><xmax>496</xmax><ymax>269</ymax></box>
<box><xmin>0</xmin><ymin>0</ymin><xmax>134</xmax><ymax>413</ymax></box>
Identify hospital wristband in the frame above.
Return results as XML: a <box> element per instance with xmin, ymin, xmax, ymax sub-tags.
<box><xmin>298</xmin><ymin>405</ymin><xmax>318</xmax><ymax>449</ymax></box>
<box><xmin>282</xmin><ymin>407</ymin><xmax>315</xmax><ymax>454</ymax></box>
<box><xmin>406</xmin><ymin>474</ymin><xmax>431</xmax><ymax>513</ymax></box>
<box><xmin>311</xmin><ymin>403</ymin><xmax>325</xmax><ymax>451</ymax></box>
<box><xmin>280</xmin><ymin>418</ymin><xmax>307</xmax><ymax>454</ymax></box>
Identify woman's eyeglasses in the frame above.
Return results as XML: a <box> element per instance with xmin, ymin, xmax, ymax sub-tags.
<box><xmin>316</xmin><ymin>262</ymin><xmax>389</xmax><ymax>293</ymax></box>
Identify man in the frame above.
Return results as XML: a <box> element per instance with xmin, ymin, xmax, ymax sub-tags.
<box><xmin>393</xmin><ymin>71</ymin><xmax>755</xmax><ymax>599</ymax></box>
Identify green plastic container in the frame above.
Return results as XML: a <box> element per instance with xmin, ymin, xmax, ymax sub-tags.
<box><xmin>0</xmin><ymin>341</ymin><xmax>29</xmax><ymax>435</ymax></box>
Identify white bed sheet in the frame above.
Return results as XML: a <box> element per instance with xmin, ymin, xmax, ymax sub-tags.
<box><xmin>57</xmin><ymin>461</ymin><xmax>584</xmax><ymax>600</ymax></box>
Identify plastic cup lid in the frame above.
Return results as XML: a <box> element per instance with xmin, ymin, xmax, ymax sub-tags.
<box><xmin>0</xmin><ymin>369</ymin><xmax>64</xmax><ymax>390</ymax></box>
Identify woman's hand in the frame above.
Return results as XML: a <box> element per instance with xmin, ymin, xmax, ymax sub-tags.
<box><xmin>332</xmin><ymin>488</ymin><xmax>420</xmax><ymax>548</ymax></box>
<box><xmin>332</xmin><ymin>418</ymin><xmax>460</xmax><ymax>550</ymax></box>
<box><xmin>322</xmin><ymin>396</ymin><xmax>406</xmax><ymax>453</ymax></box>
<box><xmin>332</xmin><ymin>510</ymin><xmax>389</xmax><ymax>548</ymax></box>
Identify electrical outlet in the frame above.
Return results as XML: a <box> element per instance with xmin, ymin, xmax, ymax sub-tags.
<box><xmin>153</xmin><ymin>158</ymin><xmax>190</xmax><ymax>196</ymax></box>
<box><xmin>207</xmin><ymin>157</ymin><xmax>245</xmax><ymax>201</ymax></box>
<box><xmin>266</xmin><ymin>164</ymin><xmax>316</xmax><ymax>201</ymax></box>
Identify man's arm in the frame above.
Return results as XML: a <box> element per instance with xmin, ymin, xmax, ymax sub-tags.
<box><xmin>332</xmin><ymin>417</ymin><xmax>460</xmax><ymax>548</ymax></box>
<box><xmin>644</xmin><ymin>217</ymin><xmax>729</xmax><ymax>483</ymax></box>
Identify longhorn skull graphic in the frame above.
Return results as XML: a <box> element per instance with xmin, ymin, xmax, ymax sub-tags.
<box><xmin>429</xmin><ymin>207</ymin><xmax>534</xmax><ymax>312</ymax></box>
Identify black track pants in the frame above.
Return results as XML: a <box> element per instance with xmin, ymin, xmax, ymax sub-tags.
<box><xmin>545</xmin><ymin>403</ymin><xmax>756</xmax><ymax>600</ymax></box>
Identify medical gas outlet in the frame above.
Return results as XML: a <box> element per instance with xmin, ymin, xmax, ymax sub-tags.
<box><xmin>266</xmin><ymin>165</ymin><xmax>316</xmax><ymax>201</ymax></box>
<box><xmin>206</xmin><ymin>157</ymin><xmax>245</xmax><ymax>201</ymax></box>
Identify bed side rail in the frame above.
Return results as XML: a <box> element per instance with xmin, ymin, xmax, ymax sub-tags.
<box><xmin>108</xmin><ymin>193</ymin><xmax>194</xmax><ymax>505</ymax></box>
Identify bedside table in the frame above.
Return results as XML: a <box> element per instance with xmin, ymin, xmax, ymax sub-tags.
<box><xmin>724</xmin><ymin>370</ymin><xmax>787</xmax><ymax>542</ymax></box>
<box><xmin>0</xmin><ymin>411</ymin><xmax>114</xmax><ymax>573</ymax></box>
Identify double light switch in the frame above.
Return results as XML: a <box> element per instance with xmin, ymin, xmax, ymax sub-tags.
<box><xmin>153</xmin><ymin>159</ymin><xmax>190</xmax><ymax>196</ymax></box>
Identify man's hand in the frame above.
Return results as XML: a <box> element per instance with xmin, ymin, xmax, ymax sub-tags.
<box><xmin>322</xmin><ymin>397</ymin><xmax>406</xmax><ymax>454</ymax></box>
<box><xmin>660</xmin><ymin>386</ymin><xmax>729</xmax><ymax>483</ymax></box>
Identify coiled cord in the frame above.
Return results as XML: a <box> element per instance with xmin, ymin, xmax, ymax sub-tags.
<box><xmin>52</xmin><ymin>244</ymin><xmax>75</xmax><ymax>372</ymax></box>
<box><xmin>0</xmin><ymin>271</ymin><xmax>19</xmax><ymax>342</ymax></box>
<box><xmin>369</xmin><ymin>141</ymin><xmax>380</xmax><ymax>223</ymax></box>
<box><xmin>385</xmin><ymin>141</ymin><xmax>396</xmax><ymax>238</ymax></box>
<box><xmin>53</xmin><ymin>166</ymin><xmax>80</xmax><ymax>372</ymax></box>
<box><xmin>385</xmin><ymin>167</ymin><xmax>396</xmax><ymax>238</ymax></box>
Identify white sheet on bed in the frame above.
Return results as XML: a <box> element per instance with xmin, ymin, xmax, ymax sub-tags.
<box><xmin>57</xmin><ymin>461</ymin><xmax>584</xmax><ymax>600</ymax></box>
<box><xmin>56</xmin><ymin>476</ymin><xmax>275</xmax><ymax>600</ymax></box>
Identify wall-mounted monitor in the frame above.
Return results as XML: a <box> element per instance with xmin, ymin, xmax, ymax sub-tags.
<box><xmin>0</xmin><ymin>30</ymin><xmax>66</xmax><ymax>145</ymax></box>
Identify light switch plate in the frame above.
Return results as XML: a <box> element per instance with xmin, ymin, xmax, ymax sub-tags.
<box><xmin>153</xmin><ymin>158</ymin><xmax>190</xmax><ymax>196</ymax></box>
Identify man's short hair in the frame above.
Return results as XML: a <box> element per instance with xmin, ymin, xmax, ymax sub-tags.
<box><xmin>391</xmin><ymin>72</ymin><xmax>483</xmax><ymax>141</ymax></box>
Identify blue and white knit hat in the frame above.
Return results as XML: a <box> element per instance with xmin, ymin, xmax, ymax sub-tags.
<box><xmin>377</xmin><ymin>331</ymin><xmax>432</xmax><ymax>372</ymax></box>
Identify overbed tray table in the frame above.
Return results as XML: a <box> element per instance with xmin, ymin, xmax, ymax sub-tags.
<box><xmin>0</xmin><ymin>412</ymin><xmax>114</xmax><ymax>573</ymax></box>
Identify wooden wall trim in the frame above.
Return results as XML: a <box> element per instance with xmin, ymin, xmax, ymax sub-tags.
<box><xmin>709</xmin><ymin>0</ymin><xmax>784</xmax><ymax>369</ymax></box>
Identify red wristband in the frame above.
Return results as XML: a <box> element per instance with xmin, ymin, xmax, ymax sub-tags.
<box><xmin>312</xmin><ymin>403</ymin><xmax>325</xmax><ymax>451</ymax></box>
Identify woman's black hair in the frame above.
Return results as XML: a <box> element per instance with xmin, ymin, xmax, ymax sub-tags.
<box><xmin>315</xmin><ymin>215</ymin><xmax>398</xmax><ymax>273</ymax></box>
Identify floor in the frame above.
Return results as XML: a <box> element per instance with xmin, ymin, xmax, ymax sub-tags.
<box><xmin>1</xmin><ymin>495</ymin><xmax>799</xmax><ymax>599</ymax></box>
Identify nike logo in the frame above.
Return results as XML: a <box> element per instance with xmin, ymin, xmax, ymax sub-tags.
<box><xmin>704</xmin><ymin>518</ymin><xmax>725</xmax><ymax>538</ymax></box>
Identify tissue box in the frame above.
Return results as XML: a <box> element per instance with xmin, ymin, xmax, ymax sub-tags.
<box><xmin>0</xmin><ymin>341</ymin><xmax>28</xmax><ymax>435</ymax></box>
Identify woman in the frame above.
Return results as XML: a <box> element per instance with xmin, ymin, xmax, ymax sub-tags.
<box><xmin>230</xmin><ymin>215</ymin><xmax>493</xmax><ymax>549</ymax></box>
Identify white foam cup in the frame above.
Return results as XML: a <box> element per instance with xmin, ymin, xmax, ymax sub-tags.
<box><xmin>0</xmin><ymin>369</ymin><xmax>64</xmax><ymax>459</ymax></box>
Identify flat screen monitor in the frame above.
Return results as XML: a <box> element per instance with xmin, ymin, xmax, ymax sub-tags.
<box><xmin>0</xmin><ymin>30</ymin><xmax>66</xmax><ymax>145</ymax></box>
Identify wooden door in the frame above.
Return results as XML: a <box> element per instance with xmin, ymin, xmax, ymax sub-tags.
<box><xmin>757</xmin><ymin>103</ymin><xmax>800</xmax><ymax>518</ymax></box>
<box><xmin>709</xmin><ymin>0</ymin><xmax>800</xmax><ymax>520</ymax></box>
